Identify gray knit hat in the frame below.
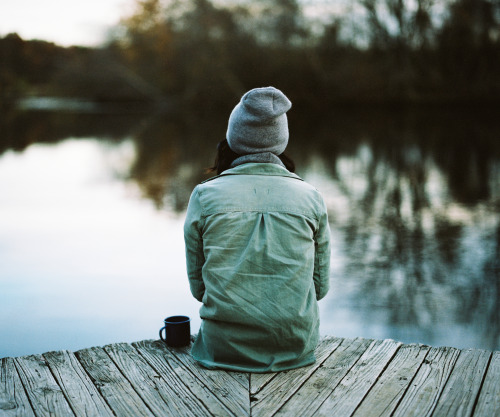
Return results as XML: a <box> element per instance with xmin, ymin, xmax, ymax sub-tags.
<box><xmin>226</xmin><ymin>87</ymin><xmax>292</xmax><ymax>155</ymax></box>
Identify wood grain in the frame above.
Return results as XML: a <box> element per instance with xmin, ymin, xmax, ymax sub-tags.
<box><xmin>226</xmin><ymin>371</ymin><xmax>249</xmax><ymax>390</ymax></box>
<box><xmin>473</xmin><ymin>351</ymin><xmax>499</xmax><ymax>417</ymax></box>
<box><xmin>0</xmin><ymin>357</ymin><xmax>36</xmax><ymax>417</ymax></box>
<box><xmin>1</xmin><ymin>336</ymin><xmax>496</xmax><ymax>417</ymax></box>
<box><xmin>76</xmin><ymin>346</ymin><xmax>156</xmax><ymax>417</ymax></box>
<box><xmin>351</xmin><ymin>343</ymin><xmax>431</xmax><ymax>417</ymax></box>
<box><xmin>164</xmin><ymin>341</ymin><xmax>251</xmax><ymax>416</ymax></box>
<box><xmin>14</xmin><ymin>354</ymin><xmax>75</xmax><ymax>417</ymax></box>
<box><xmin>273</xmin><ymin>337</ymin><xmax>373</xmax><ymax>416</ymax></box>
<box><xmin>134</xmin><ymin>339</ymin><xmax>237</xmax><ymax>417</ymax></box>
<box><xmin>105</xmin><ymin>342</ymin><xmax>211</xmax><ymax>417</ymax></box>
<box><xmin>314</xmin><ymin>338</ymin><xmax>401</xmax><ymax>417</ymax></box>
<box><xmin>392</xmin><ymin>346</ymin><xmax>460</xmax><ymax>417</ymax></box>
<box><xmin>43</xmin><ymin>350</ymin><xmax>114</xmax><ymax>417</ymax></box>
<box><xmin>251</xmin><ymin>336</ymin><xmax>343</xmax><ymax>417</ymax></box>
<box><xmin>432</xmin><ymin>348</ymin><xmax>491</xmax><ymax>417</ymax></box>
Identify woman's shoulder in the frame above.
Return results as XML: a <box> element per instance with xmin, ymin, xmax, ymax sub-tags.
<box><xmin>198</xmin><ymin>164</ymin><xmax>323</xmax><ymax>198</ymax></box>
<box><xmin>200</xmin><ymin>163</ymin><xmax>301</xmax><ymax>183</ymax></box>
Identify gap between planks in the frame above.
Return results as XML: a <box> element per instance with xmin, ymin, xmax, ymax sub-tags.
<box><xmin>1</xmin><ymin>337</ymin><xmax>498</xmax><ymax>417</ymax></box>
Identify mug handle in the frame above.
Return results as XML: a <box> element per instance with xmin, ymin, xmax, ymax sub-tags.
<box><xmin>159</xmin><ymin>326</ymin><xmax>167</xmax><ymax>342</ymax></box>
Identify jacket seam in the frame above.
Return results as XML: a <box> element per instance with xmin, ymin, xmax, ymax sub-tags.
<box><xmin>201</xmin><ymin>168</ymin><xmax>304</xmax><ymax>183</ymax></box>
<box><xmin>200</xmin><ymin>207</ymin><xmax>320</xmax><ymax>221</ymax></box>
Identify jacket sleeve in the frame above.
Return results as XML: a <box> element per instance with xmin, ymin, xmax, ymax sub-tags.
<box><xmin>313</xmin><ymin>195</ymin><xmax>331</xmax><ymax>300</ymax></box>
<box><xmin>184</xmin><ymin>186</ymin><xmax>205</xmax><ymax>302</ymax></box>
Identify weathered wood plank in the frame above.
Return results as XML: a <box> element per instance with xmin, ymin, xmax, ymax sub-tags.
<box><xmin>165</xmin><ymin>342</ymin><xmax>250</xmax><ymax>416</ymax></box>
<box><xmin>473</xmin><ymin>351</ymin><xmax>500</xmax><ymax>417</ymax></box>
<box><xmin>43</xmin><ymin>350</ymin><xmax>115</xmax><ymax>417</ymax></box>
<box><xmin>432</xmin><ymin>348</ymin><xmax>491</xmax><ymax>417</ymax></box>
<box><xmin>391</xmin><ymin>346</ymin><xmax>461</xmax><ymax>417</ymax></box>
<box><xmin>227</xmin><ymin>371</ymin><xmax>250</xmax><ymax>391</ymax></box>
<box><xmin>105</xmin><ymin>342</ymin><xmax>211</xmax><ymax>417</ymax></box>
<box><xmin>250</xmin><ymin>336</ymin><xmax>342</xmax><ymax>397</ymax></box>
<box><xmin>351</xmin><ymin>343</ymin><xmax>431</xmax><ymax>417</ymax></box>
<box><xmin>251</xmin><ymin>336</ymin><xmax>343</xmax><ymax>417</ymax></box>
<box><xmin>314</xmin><ymin>338</ymin><xmax>402</xmax><ymax>417</ymax></box>
<box><xmin>76</xmin><ymin>346</ymin><xmax>156</xmax><ymax>417</ymax></box>
<box><xmin>134</xmin><ymin>340</ymin><xmax>236</xmax><ymax>417</ymax></box>
<box><xmin>0</xmin><ymin>357</ymin><xmax>36</xmax><ymax>417</ymax></box>
<box><xmin>14</xmin><ymin>354</ymin><xmax>75</xmax><ymax>417</ymax></box>
<box><xmin>4</xmin><ymin>336</ymin><xmax>498</xmax><ymax>417</ymax></box>
<box><xmin>273</xmin><ymin>337</ymin><xmax>373</xmax><ymax>417</ymax></box>
<box><xmin>250</xmin><ymin>372</ymin><xmax>278</xmax><ymax>396</ymax></box>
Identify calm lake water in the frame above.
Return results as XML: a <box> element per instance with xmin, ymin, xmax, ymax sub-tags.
<box><xmin>1</xmin><ymin>105</ymin><xmax>499</xmax><ymax>357</ymax></box>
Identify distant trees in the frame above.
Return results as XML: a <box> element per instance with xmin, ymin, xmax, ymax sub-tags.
<box><xmin>0</xmin><ymin>33</ymin><xmax>64</xmax><ymax>99</ymax></box>
<box><xmin>110</xmin><ymin>0</ymin><xmax>500</xmax><ymax>106</ymax></box>
<box><xmin>437</xmin><ymin>0</ymin><xmax>500</xmax><ymax>99</ymax></box>
<box><xmin>1</xmin><ymin>0</ymin><xmax>500</xmax><ymax>106</ymax></box>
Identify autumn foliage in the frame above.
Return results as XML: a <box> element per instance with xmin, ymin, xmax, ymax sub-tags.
<box><xmin>2</xmin><ymin>0</ymin><xmax>500</xmax><ymax>108</ymax></box>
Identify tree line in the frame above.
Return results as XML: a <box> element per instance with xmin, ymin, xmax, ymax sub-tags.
<box><xmin>2</xmin><ymin>0</ymin><xmax>500</xmax><ymax>109</ymax></box>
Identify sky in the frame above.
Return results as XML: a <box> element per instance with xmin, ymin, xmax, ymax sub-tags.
<box><xmin>0</xmin><ymin>0</ymin><xmax>350</xmax><ymax>47</ymax></box>
<box><xmin>1</xmin><ymin>0</ymin><xmax>346</xmax><ymax>47</ymax></box>
<box><xmin>0</xmin><ymin>0</ymin><xmax>134</xmax><ymax>46</ymax></box>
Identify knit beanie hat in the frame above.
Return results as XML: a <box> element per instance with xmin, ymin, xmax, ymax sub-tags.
<box><xmin>226</xmin><ymin>87</ymin><xmax>292</xmax><ymax>155</ymax></box>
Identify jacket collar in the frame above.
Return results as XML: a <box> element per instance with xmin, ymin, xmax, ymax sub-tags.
<box><xmin>201</xmin><ymin>163</ymin><xmax>303</xmax><ymax>183</ymax></box>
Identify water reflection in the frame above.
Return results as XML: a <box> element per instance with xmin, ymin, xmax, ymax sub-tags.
<box><xmin>312</xmin><ymin>145</ymin><xmax>499</xmax><ymax>350</ymax></box>
<box><xmin>0</xmin><ymin>105</ymin><xmax>498</xmax><ymax>356</ymax></box>
<box><xmin>0</xmin><ymin>139</ymin><xmax>202</xmax><ymax>357</ymax></box>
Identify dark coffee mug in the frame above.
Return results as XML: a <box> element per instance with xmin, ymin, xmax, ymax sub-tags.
<box><xmin>159</xmin><ymin>315</ymin><xmax>191</xmax><ymax>347</ymax></box>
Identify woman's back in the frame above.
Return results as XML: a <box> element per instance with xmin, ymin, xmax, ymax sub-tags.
<box><xmin>184</xmin><ymin>163</ymin><xmax>330</xmax><ymax>372</ymax></box>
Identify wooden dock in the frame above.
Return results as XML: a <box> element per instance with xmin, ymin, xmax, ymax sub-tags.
<box><xmin>1</xmin><ymin>336</ymin><xmax>498</xmax><ymax>416</ymax></box>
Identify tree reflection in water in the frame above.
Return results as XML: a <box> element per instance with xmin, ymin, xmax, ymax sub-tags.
<box><xmin>1</xmin><ymin>105</ymin><xmax>498</xmax><ymax>350</ymax></box>
<box><xmin>294</xmin><ymin>107</ymin><xmax>499</xmax><ymax>350</ymax></box>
